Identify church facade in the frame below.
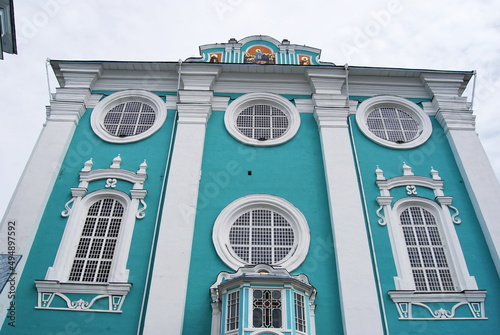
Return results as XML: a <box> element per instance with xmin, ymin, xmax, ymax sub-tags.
<box><xmin>1</xmin><ymin>35</ymin><xmax>499</xmax><ymax>335</ymax></box>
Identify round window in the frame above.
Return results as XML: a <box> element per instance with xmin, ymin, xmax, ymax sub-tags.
<box><xmin>224</xmin><ymin>93</ymin><xmax>300</xmax><ymax>146</ymax></box>
<box><xmin>213</xmin><ymin>194</ymin><xmax>309</xmax><ymax>271</ymax></box>
<box><xmin>91</xmin><ymin>90</ymin><xmax>166</xmax><ymax>143</ymax></box>
<box><xmin>355</xmin><ymin>96</ymin><xmax>431</xmax><ymax>149</ymax></box>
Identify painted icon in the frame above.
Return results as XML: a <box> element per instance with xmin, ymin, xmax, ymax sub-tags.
<box><xmin>244</xmin><ymin>45</ymin><xmax>276</xmax><ymax>64</ymax></box>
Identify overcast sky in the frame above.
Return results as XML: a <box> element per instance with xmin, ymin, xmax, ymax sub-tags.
<box><xmin>1</xmin><ymin>0</ymin><xmax>499</xmax><ymax>217</ymax></box>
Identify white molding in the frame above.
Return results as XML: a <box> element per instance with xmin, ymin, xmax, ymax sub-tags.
<box><xmin>212</xmin><ymin>194</ymin><xmax>310</xmax><ymax>271</ymax></box>
<box><xmin>224</xmin><ymin>92</ymin><xmax>301</xmax><ymax>146</ymax></box>
<box><xmin>35</xmin><ymin>280</ymin><xmax>131</xmax><ymax>313</ymax></box>
<box><xmin>388</xmin><ymin>290</ymin><xmax>486</xmax><ymax>320</ymax></box>
<box><xmin>313</xmin><ymin>107</ymin><xmax>385</xmax><ymax>335</ymax></box>
<box><xmin>355</xmin><ymin>95</ymin><xmax>432</xmax><ymax>149</ymax></box>
<box><xmin>90</xmin><ymin>90</ymin><xmax>167</xmax><ymax>143</ymax></box>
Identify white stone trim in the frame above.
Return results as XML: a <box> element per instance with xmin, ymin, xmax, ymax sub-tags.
<box><xmin>224</xmin><ymin>93</ymin><xmax>300</xmax><ymax>146</ymax></box>
<box><xmin>388</xmin><ymin>290</ymin><xmax>486</xmax><ymax>320</ymax></box>
<box><xmin>355</xmin><ymin>95</ymin><xmax>432</xmax><ymax>149</ymax></box>
<box><xmin>90</xmin><ymin>90</ymin><xmax>166</xmax><ymax>143</ymax></box>
<box><xmin>212</xmin><ymin>194</ymin><xmax>310</xmax><ymax>271</ymax></box>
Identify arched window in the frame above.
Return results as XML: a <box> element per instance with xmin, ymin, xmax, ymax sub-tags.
<box><xmin>68</xmin><ymin>198</ymin><xmax>125</xmax><ymax>283</ymax></box>
<box><xmin>399</xmin><ymin>205</ymin><xmax>455</xmax><ymax>292</ymax></box>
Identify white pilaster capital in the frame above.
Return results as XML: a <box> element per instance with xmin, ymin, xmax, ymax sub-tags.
<box><xmin>420</xmin><ymin>72</ymin><xmax>470</xmax><ymax>97</ymax></box>
<box><xmin>55</xmin><ymin>63</ymin><xmax>103</xmax><ymax>89</ymax></box>
<box><xmin>313</xmin><ymin>108</ymin><xmax>350</xmax><ymax>129</ymax></box>
<box><xmin>180</xmin><ymin>64</ymin><xmax>221</xmax><ymax>90</ymax></box>
<box><xmin>178</xmin><ymin>90</ymin><xmax>214</xmax><ymax>104</ymax></box>
<box><xmin>305</xmin><ymin>68</ymin><xmax>345</xmax><ymax>94</ymax></box>
<box><xmin>45</xmin><ymin>101</ymin><xmax>87</xmax><ymax>124</ymax></box>
<box><xmin>177</xmin><ymin>104</ymin><xmax>212</xmax><ymax>125</ymax></box>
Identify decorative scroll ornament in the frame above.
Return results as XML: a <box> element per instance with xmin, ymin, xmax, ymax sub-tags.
<box><xmin>406</xmin><ymin>185</ymin><xmax>418</xmax><ymax>195</ymax></box>
<box><xmin>61</xmin><ymin>197</ymin><xmax>76</xmax><ymax>217</ymax></box>
<box><xmin>105</xmin><ymin>178</ymin><xmax>117</xmax><ymax>188</ymax></box>
<box><xmin>136</xmin><ymin>199</ymin><xmax>147</xmax><ymax>219</ymax></box>
<box><xmin>449</xmin><ymin>205</ymin><xmax>462</xmax><ymax>224</ymax></box>
<box><xmin>376</xmin><ymin>206</ymin><xmax>386</xmax><ymax>226</ymax></box>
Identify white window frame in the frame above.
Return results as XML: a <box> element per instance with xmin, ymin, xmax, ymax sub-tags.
<box><xmin>355</xmin><ymin>95</ymin><xmax>432</xmax><ymax>149</ymax></box>
<box><xmin>90</xmin><ymin>90</ymin><xmax>166</xmax><ymax>143</ymax></box>
<box><xmin>46</xmin><ymin>189</ymin><xmax>138</xmax><ymax>285</ymax></box>
<box><xmin>389</xmin><ymin>197</ymin><xmax>476</xmax><ymax>292</ymax></box>
<box><xmin>224</xmin><ymin>93</ymin><xmax>301</xmax><ymax>146</ymax></box>
<box><xmin>212</xmin><ymin>194</ymin><xmax>310</xmax><ymax>271</ymax></box>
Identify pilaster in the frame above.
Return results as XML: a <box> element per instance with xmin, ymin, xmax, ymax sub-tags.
<box><xmin>313</xmin><ymin>108</ymin><xmax>384</xmax><ymax>335</ymax></box>
<box><xmin>306</xmin><ymin>68</ymin><xmax>384</xmax><ymax>334</ymax></box>
<box><xmin>143</xmin><ymin>90</ymin><xmax>213</xmax><ymax>334</ymax></box>
<box><xmin>435</xmin><ymin>100</ymin><xmax>500</xmax><ymax>277</ymax></box>
<box><xmin>0</xmin><ymin>85</ymin><xmax>98</xmax><ymax>324</ymax></box>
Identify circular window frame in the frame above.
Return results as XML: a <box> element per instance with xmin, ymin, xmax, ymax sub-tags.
<box><xmin>212</xmin><ymin>194</ymin><xmax>310</xmax><ymax>271</ymax></box>
<box><xmin>355</xmin><ymin>95</ymin><xmax>432</xmax><ymax>149</ymax></box>
<box><xmin>90</xmin><ymin>90</ymin><xmax>166</xmax><ymax>143</ymax></box>
<box><xmin>224</xmin><ymin>93</ymin><xmax>301</xmax><ymax>146</ymax></box>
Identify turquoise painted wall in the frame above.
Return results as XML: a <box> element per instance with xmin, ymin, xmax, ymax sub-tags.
<box><xmin>2</xmin><ymin>100</ymin><xmax>175</xmax><ymax>334</ymax></box>
<box><xmin>350</xmin><ymin>110</ymin><xmax>500</xmax><ymax>334</ymax></box>
<box><xmin>182</xmin><ymin>105</ymin><xmax>343</xmax><ymax>334</ymax></box>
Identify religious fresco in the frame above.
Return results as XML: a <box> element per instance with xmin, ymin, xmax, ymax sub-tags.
<box><xmin>298</xmin><ymin>55</ymin><xmax>311</xmax><ymax>65</ymax></box>
<box><xmin>244</xmin><ymin>45</ymin><xmax>276</xmax><ymax>64</ymax></box>
<box><xmin>209</xmin><ymin>53</ymin><xmax>222</xmax><ymax>63</ymax></box>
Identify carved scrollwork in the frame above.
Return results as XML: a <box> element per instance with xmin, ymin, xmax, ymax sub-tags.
<box><xmin>376</xmin><ymin>206</ymin><xmax>386</xmax><ymax>226</ymax></box>
<box><xmin>136</xmin><ymin>199</ymin><xmax>147</xmax><ymax>219</ymax></box>
<box><xmin>449</xmin><ymin>205</ymin><xmax>462</xmax><ymax>224</ymax></box>
<box><xmin>61</xmin><ymin>197</ymin><xmax>76</xmax><ymax>217</ymax></box>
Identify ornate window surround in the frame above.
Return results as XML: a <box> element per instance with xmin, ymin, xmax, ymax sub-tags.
<box><xmin>224</xmin><ymin>93</ymin><xmax>301</xmax><ymax>146</ymax></box>
<box><xmin>212</xmin><ymin>194</ymin><xmax>310</xmax><ymax>272</ymax></box>
<box><xmin>35</xmin><ymin>155</ymin><xmax>148</xmax><ymax>313</ymax></box>
<box><xmin>375</xmin><ymin>163</ymin><xmax>485</xmax><ymax>320</ymax></box>
<box><xmin>210</xmin><ymin>264</ymin><xmax>316</xmax><ymax>335</ymax></box>
<box><xmin>90</xmin><ymin>90</ymin><xmax>166</xmax><ymax>143</ymax></box>
<box><xmin>355</xmin><ymin>95</ymin><xmax>432</xmax><ymax>149</ymax></box>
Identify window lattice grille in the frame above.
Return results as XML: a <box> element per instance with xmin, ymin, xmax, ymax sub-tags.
<box><xmin>367</xmin><ymin>107</ymin><xmax>419</xmax><ymax>143</ymax></box>
<box><xmin>229</xmin><ymin>209</ymin><xmax>294</xmax><ymax>265</ymax></box>
<box><xmin>236</xmin><ymin>105</ymin><xmax>289</xmax><ymax>141</ymax></box>
<box><xmin>68</xmin><ymin>198</ymin><xmax>124</xmax><ymax>283</ymax></box>
<box><xmin>400</xmin><ymin>206</ymin><xmax>455</xmax><ymax>291</ymax></box>
<box><xmin>294</xmin><ymin>292</ymin><xmax>307</xmax><ymax>332</ymax></box>
<box><xmin>226</xmin><ymin>291</ymin><xmax>240</xmax><ymax>331</ymax></box>
<box><xmin>103</xmin><ymin>101</ymin><xmax>156</xmax><ymax>138</ymax></box>
<box><xmin>252</xmin><ymin>290</ymin><xmax>282</xmax><ymax>328</ymax></box>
